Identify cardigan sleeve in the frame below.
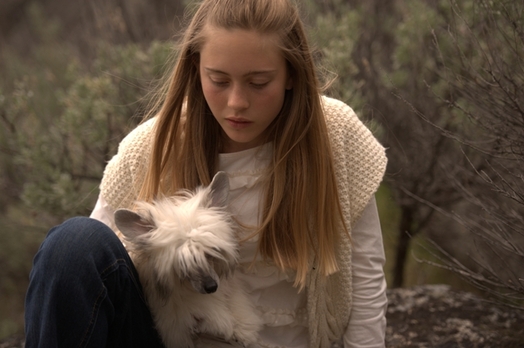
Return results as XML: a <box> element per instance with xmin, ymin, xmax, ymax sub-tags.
<box><xmin>99</xmin><ymin>118</ymin><xmax>156</xmax><ymax>211</ymax></box>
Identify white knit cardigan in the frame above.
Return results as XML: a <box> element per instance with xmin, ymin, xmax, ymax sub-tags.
<box><xmin>99</xmin><ymin>96</ymin><xmax>387</xmax><ymax>347</ymax></box>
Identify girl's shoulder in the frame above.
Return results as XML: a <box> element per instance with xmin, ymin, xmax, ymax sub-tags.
<box><xmin>118</xmin><ymin>117</ymin><xmax>157</xmax><ymax>151</ymax></box>
<box><xmin>321</xmin><ymin>95</ymin><xmax>353</xmax><ymax>112</ymax></box>
<box><xmin>320</xmin><ymin>96</ymin><xmax>376</xmax><ymax>145</ymax></box>
<box><xmin>100</xmin><ymin>117</ymin><xmax>157</xmax><ymax>210</ymax></box>
<box><xmin>320</xmin><ymin>96</ymin><xmax>387</xmax><ymax>226</ymax></box>
<box><xmin>320</xmin><ymin>95</ymin><xmax>357</xmax><ymax>121</ymax></box>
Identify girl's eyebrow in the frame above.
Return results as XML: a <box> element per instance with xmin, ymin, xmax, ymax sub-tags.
<box><xmin>204</xmin><ymin>67</ymin><xmax>277</xmax><ymax>77</ymax></box>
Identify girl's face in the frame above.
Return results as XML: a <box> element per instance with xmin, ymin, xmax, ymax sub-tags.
<box><xmin>199</xmin><ymin>27</ymin><xmax>292</xmax><ymax>153</ymax></box>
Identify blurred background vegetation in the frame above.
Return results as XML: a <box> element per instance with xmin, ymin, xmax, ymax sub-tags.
<box><xmin>0</xmin><ymin>0</ymin><xmax>522</xmax><ymax>340</ymax></box>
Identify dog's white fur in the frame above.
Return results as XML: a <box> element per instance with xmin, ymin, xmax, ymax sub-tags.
<box><xmin>114</xmin><ymin>172</ymin><xmax>262</xmax><ymax>347</ymax></box>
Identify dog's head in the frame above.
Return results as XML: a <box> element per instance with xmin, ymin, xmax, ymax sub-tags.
<box><xmin>114</xmin><ymin>172</ymin><xmax>237</xmax><ymax>296</ymax></box>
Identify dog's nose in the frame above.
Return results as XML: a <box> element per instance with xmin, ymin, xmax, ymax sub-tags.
<box><xmin>203</xmin><ymin>277</ymin><xmax>218</xmax><ymax>294</ymax></box>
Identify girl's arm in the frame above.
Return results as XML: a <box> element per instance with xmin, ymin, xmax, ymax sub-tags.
<box><xmin>90</xmin><ymin>195</ymin><xmax>117</xmax><ymax>232</ymax></box>
<box><xmin>344</xmin><ymin>196</ymin><xmax>388</xmax><ymax>348</ymax></box>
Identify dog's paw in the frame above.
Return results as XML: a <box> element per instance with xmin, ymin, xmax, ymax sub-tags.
<box><xmin>231</xmin><ymin>310</ymin><xmax>262</xmax><ymax>346</ymax></box>
<box><xmin>231</xmin><ymin>329</ymin><xmax>259</xmax><ymax>346</ymax></box>
<box><xmin>235</xmin><ymin>338</ymin><xmax>251</xmax><ymax>348</ymax></box>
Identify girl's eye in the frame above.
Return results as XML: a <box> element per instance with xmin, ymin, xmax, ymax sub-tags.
<box><xmin>211</xmin><ymin>80</ymin><xmax>229</xmax><ymax>87</ymax></box>
<box><xmin>251</xmin><ymin>81</ymin><xmax>269</xmax><ymax>88</ymax></box>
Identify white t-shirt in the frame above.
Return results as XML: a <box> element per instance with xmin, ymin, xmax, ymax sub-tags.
<box><xmin>90</xmin><ymin>143</ymin><xmax>387</xmax><ymax>347</ymax></box>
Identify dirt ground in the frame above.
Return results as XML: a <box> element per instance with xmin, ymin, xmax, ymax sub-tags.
<box><xmin>386</xmin><ymin>285</ymin><xmax>524</xmax><ymax>348</ymax></box>
<box><xmin>2</xmin><ymin>285</ymin><xmax>523</xmax><ymax>348</ymax></box>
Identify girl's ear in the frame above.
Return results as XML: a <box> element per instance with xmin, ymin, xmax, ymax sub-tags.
<box><xmin>114</xmin><ymin>209</ymin><xmax>154</xmax><ymax>239</ymax></box>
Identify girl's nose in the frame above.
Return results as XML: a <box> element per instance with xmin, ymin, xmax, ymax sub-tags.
<box><xmin>227</xmin><ymin>85</ymin><xmax>249</xmax><ymax>110</ymax></box>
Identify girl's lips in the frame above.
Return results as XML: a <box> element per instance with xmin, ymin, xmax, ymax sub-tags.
<box><xmin>226</xmin><ymin>118</ymin><xmax>252</xmax><ymax>129</ymax></box>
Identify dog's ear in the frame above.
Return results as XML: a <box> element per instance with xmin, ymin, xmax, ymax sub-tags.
<box><xmin>114</xmin><ymin>209</ymin><xmax>153</xmax><ymax>239</ymax></box>
<box><xmin>209</xmin><ymin>171</ymin><xmax>229</xmax><ymax>208</ymax></box>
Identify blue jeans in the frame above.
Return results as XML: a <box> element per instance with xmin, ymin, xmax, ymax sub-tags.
<box><xmin>24</xmin><ymin>217</ymin><xmax>165</xmax><ymax>348</ymax></box>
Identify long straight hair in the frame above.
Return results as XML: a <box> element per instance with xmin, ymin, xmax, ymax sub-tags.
<box><xmin>138</xmin><ymin>0</ymin><xmax>347</xmax><ymax>290</ymax></box>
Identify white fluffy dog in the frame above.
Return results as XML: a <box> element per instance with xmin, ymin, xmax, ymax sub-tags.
<box><xmin>114</xmin><ymin>172</ymin><xmax>261</xmax><ymax>347</ymax></box>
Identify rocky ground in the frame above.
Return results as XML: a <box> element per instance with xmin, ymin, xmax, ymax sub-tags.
<box><xmin>386</xmin><ymin>285</ymin><xmax>524</xmax><ymax>347</ymax></box>
<box><xmin>2</xmin><ymin>284</ymin><xmax>523</xmax><ymax>348</ymax></box>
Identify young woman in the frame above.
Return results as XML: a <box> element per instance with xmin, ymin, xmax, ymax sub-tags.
<box><xmin>25</xmin><ymin>0</ymin><xmax>388</xmax><ymax>347</ymax></box>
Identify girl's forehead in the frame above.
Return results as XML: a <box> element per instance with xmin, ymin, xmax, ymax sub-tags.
<box><xmin>199</xmin><ymin>27</ymin><xmax>287</xmax><ymax>75</ymax></box>
<box><xmin>200</xmin><ymin>25</ymin><xmax>281</xmax><ymax>48</ymax></box>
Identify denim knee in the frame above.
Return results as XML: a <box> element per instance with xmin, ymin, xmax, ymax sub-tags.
<box><xmin>25</xmin><ymin>216</ymin><xmax>157</xmax><ymax>347</ymax></box>
<box><xmin>36</xmin><ymin>216</ymin><xmax>128</xmax><ymax>275</ymax></box>
<box><xmin>26</xmin><ymin>216</ymin><xmax>140</xmax><ymax>319</ymax></box>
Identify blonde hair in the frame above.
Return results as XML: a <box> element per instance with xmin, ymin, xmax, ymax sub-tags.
<box><xmin>139</xmin><ymin>0</ymin><xmax>347</xmax><ymax>289</ymax></box>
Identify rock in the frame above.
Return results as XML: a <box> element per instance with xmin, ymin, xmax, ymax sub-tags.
<box><xmin>0</xmin><ymin>335</ymin><xmax>24</xmax><ymax>348</ymax></box>
<box><xmin>386</xmin><ymin>285</ymin><xmax>524</xmax><ymax>347</ymax></box>
<box><xmin>2</xmin><ymin>285</ymin><xmax>523</xmax><ymax>347</ymax></box>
